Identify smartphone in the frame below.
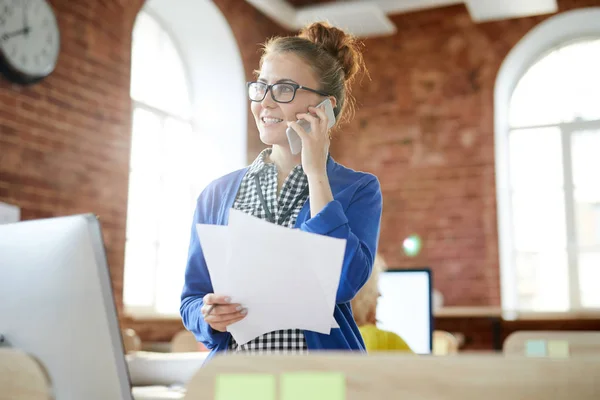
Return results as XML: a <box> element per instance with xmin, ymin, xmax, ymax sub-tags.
<box><xmin>286</xmin><ymin>97</ymin><xmax>336</xmax><ymax>155</ymax></box>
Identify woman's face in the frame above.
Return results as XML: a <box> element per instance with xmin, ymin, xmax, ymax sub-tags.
<box><xmin>251</xmin><ymin>52</ymin><xmax>324</xmax><ymax>147</ymax></box>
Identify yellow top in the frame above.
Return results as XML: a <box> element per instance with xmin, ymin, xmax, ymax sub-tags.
<box><xmin>359</xmin><ymin>324</ymin><xmax>413</xmax><ymax>353</ymax></box>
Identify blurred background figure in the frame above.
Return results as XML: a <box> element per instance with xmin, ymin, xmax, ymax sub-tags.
<box><xmin>351</xmin><ymin>254</ymin><xmax>413</xmax><ymax>353</ymax></box>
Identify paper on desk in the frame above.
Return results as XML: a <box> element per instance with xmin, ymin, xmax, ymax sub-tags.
<box><xmin>195</xmin><ymin>208</ymin><xmax>345</xmax><ymax>345</ymax></box>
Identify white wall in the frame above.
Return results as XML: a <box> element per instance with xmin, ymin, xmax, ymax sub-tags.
<box><xmin>143</xmin><ymin>0</ymin><xmax>247</xmax><ymax>187</ymax></box>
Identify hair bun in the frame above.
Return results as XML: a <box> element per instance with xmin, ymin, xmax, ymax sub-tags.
<box><xmin>299</xmin><ymin>22</ymin><xmax>364</xmax><ymax>84</ymax></box>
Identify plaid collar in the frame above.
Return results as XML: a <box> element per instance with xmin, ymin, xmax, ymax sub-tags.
<box><xmin>246</xmin><ymin>148</ymin><xmax>305</xmax><ymax>178</ymax></box>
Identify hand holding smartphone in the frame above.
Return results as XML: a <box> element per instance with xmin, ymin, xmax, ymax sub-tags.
<box><xmin>286</xmin><ymin>98</ymin><xmax>336</xmax><ymax>155</ymax></box>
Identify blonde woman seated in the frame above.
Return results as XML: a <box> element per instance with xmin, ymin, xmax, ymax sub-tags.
<box><xmin>351</xmin><ymin>254</ymin><xmax>413</xmax><ymax>353</ymax></box>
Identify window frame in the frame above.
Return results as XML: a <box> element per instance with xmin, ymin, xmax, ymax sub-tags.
<box><xmin>124</xmin><ymin>9</ymin><xmax>194</xmax><ymax>318</ymax></box>
<box><xmin>494</xmin><ymin>7</ymin><xmax>600</xmax><ymax>316</ymax></box>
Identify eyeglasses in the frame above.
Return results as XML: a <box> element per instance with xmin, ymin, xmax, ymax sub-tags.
<box><xmin>247</xmin><ymin>81</ymin><xmax>329</xmax><ymax>103</ymax></box>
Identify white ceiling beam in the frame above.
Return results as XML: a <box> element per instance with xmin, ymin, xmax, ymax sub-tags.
<box><xmin>244</xmin><ymin>0</ymin><xmax>298</xmax><ymax>30</ymax></box>
<box><xmin>342</xmin><ymin>0</ymin><xmax>463</xmax><ymax>15</ymax></box>
<box><xmin>465</xmin><ymin>0</ymin><xmax>558</xmax><ymax>22</ymax></box>
<box><xmin>296</xmin><ymin>1</ymin><xmax>397</xmax><ymax>38</ymax></box>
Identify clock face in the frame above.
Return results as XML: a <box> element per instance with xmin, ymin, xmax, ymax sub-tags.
<box><xmin>0</xmin><ymin>0</ymin><xmax>60</xmax><ymax>82</ymax></box>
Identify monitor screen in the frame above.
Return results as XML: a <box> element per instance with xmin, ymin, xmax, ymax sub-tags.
<box><xmin>0</xmin><ymin>214</ymin><xmax>133</xmax><ymax>400</ymax></box>
<box><xmin>376</xmin><ymin>269</ymin><xmax>433</xmax><ymax>354</ymax></box>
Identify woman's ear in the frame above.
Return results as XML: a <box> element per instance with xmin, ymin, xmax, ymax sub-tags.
<box><xmin>329</xmin><ymin>96</ymin><xmax>337</xmax><ymax>111</ymax></box>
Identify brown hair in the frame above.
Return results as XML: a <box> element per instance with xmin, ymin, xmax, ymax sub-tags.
<box><xmin>258</xmin><ymin>22</ymin><xmax>367</xmax><ymax>127</ymax></box>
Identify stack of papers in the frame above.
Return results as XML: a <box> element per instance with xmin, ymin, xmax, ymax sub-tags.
<box><xmin>196</xmin><ymin>208</ymin><xmax>347</xmax><ymax>345</ymax></box>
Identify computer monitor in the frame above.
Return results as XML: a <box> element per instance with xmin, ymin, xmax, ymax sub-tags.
<box><xmin>0</xmin><ymin>214</ymin><xmax>133</xmax><ymax>400</ymax></box>
<box><xmin>376</xmin><ymin>268</ymin><xmax>433</xmax><ymax>354</ymax></box>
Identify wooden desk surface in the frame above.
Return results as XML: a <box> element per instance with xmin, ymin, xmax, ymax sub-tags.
<box><xmin>185</xmin><ymin>353</ymin><xmax>600</xmax><ymax>400</ymax></box>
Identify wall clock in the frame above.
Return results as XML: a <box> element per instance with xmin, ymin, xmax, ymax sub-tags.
<box><xmin>0</xmin><ymin>0</ymin><xmax>60</xmax><ymax>84</ymax></box>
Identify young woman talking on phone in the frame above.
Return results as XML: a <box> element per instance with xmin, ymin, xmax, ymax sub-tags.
<box><xmin>180</xmin><ymin>22</ymin><xmax>382</xmax><ymax>358</ymax></box>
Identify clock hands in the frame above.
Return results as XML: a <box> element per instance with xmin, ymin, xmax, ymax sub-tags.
<box><xmin>1</xmin><ymin>27</ymin><xmax>29</xmax><ymax>41</ymax></box>
<box><xmin>23</xmin><ymin>0</ymin><xmax>30</xmax><ymax>37</ymax></box>
<box><xmin>1</xmin><ymin>1</ymin><xmax>32</xmax><ymax>42</ymax></box>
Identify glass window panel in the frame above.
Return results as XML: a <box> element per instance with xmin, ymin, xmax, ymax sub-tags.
<box><xmin>131</xmin><ymin>11</ymin><xmax>192</xmax><ymax>117</ymax></box>
<box><xmin>512</xmin><ymin>191</ymin><xmax>566</xmax><ymax>251</ymax></box>
<box><xmin>579</xmin><ymin>251</ymin><xmax>600</xmax><ymax>308</ymax></box>
<box><xmin>126</xmin><ymin>170</ymin><xmax>160</xmax><ymax>242</ymax></box>
<box><xmin>155</xmin><ymin>37</ymin><xmax>192</xmax><ymax>118</ymax></box>
<box><xmin>509</xmin><ymin>128</ymin><xmax>563</xmax><ymax>190</ymax></box>
<box><xmin>123</xmin><ymin>240</ymin><xmax>158</xmax><ymax>307</ymax></box>
<box><xmin>130</xmin><ymin>107</ymin><xmax>161</xmax><ymax>173</ymax></box>
<box><xmin>163</xmin><ymin>118</ymin><xmax>193</xmax><ymax>177</ymax></box>
<box><xmin>155</xmin><ymin>198</ymin><xmax>192</xmax><ymax>315</ymax></box>
<box><xmin>574</xmin><ymin>189</ymin><xmax>600</xmax><ymax>248</ymax></box>
<box><xmin>571</xmin><ymin>129</ymin><xmax>600</xmax><ymax>188</ymax></box>
<box><xmin>509</xmin><ymin>50</ymin><xmax>564</xmax><ymax>127</ymax></box>
<box><xmin>131</xmin><ymin>12</ymin><xmax>163</xmax><ymax>104</ymax></box>
<box><xmin>509</xmin><ymin>39</ymin><xmax>600</xmax><ymax>127</ymax></box>
<box><xmin>515</xmin><ymin>251</ymin><xmax>569</xmax><ymax>311</ymax></box>
<box><xmin>555</xmin><ymin>40</ymin><xmax>600</xmax><ymax>122</ymax></box>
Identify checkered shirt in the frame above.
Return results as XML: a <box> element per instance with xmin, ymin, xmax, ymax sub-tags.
<box><xmin>228</xmin><ymin>148</ymin><xmax>309</xmax><ymax>354</ymax></box>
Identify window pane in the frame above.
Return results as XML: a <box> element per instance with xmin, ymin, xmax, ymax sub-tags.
<box><xmin>574</xmin><ymin>189</ymin><xmax>600</xmax><ymax>248</ymax></box>
<box><xmin>123</xmin><ymin>240</ymin><xmax>158</xmax><ymax>307</ymax></box>
<box><xmin>130</xmin><ymin>107</ymin><xmax>161</xmax><ymax>173</ymax></box>
<box><xmin>579</xmin><ymin>251</ymin><xmax>600</xmax><ymax>308</ymax></box>
<box><xmin>571</xmin><ymin>129</ymin><xmax>600</xmax><ymax>188</ymax></box>
<box><xmin>131</xmin><ymin>12</ymin><xmax>162</xmax><ymax>104</ymax></box>
<box><xmin>155</xmin><ymin>180</ymin><xmax>194</xmax><ymax>314</ymax></box>
<box><xmin>509</xmin><ymin>39</ymin><xmax>600</xmax><ymax>127</ymax></box>
<box><xmin>131</xmin><ymin>11</ymin><xmax>191</xmax><ymax>118</ymax></box>
<box><xmin>515</xmin><ymin>251</ymin><xmax>569</xmax><ymax>311</ymax></box>
<box><xmin>156</xmin><ymin>36</ymin><xmax>192</xmax><ymax>117</ymax></box>
<box><xmin>153</xmin><ymin>117</ymin><xmax>195</xmax><ymax>314</ymax></box>
<box><xmin>163</xmin><ymin>118</ymin><xmax>193</xmax><ymax>177</ymax></box>
<box><xmin>512</xmin><ymin>191</ymin><xmax>566</xmax><ymax>251</ymax></box>
<box><xmin>126</xmin><ymin>170</ymin><xmax>160</xmax><ymax>242</ymax></box>
<box><xmin>509</xmin><ymin>127</ymin><xmax>563</xmax><ymax>190</ymax></box>
<box><xmin>556</xmin><ymin>40</ymin><xmax>600</xmax><ymax>122</ymax></box>
<box><xmin>510</xmin><ymin>50</ymin><xmax>564</xmax><ymax>127</ymax></box>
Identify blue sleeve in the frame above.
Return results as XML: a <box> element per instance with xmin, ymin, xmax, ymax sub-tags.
<box><xmin>179</xmin><ymin>193</ymin><xmax>229</xmax><ymax>349</ymax></box>
<box><xmin>300</xmin><ymin>176</ymin><xmax>382</xmax><ymax>304</ymax></box>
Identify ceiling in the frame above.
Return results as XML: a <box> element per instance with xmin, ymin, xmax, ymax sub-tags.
<box><xmin>245</xmin><ymin>0</ymin><xmax>559</xmax><ymax>38</ymax></box>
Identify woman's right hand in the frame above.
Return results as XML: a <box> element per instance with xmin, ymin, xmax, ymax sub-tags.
<box><xmin>201</xmin><ymin>294</ymin><xmax>247</xmax><ymax>332</ymax></box>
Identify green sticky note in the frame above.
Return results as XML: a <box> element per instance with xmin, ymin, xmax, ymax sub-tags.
<box><xmin>215</xmin><ymin>374</ymin><xmax>276</xmax><ymax>400</ymax></box>
<box><xmin>548</xmin><ymin>340</ymin><xmax>570</xmax><ymax>358</ymax></box>
<box><xmin>281</xmin><ymin>372</ymin><xmax>346</xmax><ymax>400</ymax></box>
<box><xmin>525</xmin><ymin>339</ymin><xmax>547</xmax><ymax>357</ymax></box>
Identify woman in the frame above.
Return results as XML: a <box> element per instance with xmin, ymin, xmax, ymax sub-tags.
<box><xmin>180</xmin><ymin>22</ymin><xmax>382</xmax><ymax>357</ymax></box>
<box><xmin>351</xmin><ymin>254</ymin><xmax>413</xmax><ymax>353</ymax></box>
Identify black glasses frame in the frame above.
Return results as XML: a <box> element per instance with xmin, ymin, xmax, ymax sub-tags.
<box><xmin>247</xmin><ymin>81</ymin><xmax>329</xmax><ymax>103</ymax></box>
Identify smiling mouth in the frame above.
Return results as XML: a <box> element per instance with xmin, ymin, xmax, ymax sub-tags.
<box><xmin>261</xmin><ymin>117</ymin><xmax>284</xmax><ymax>125</ymax></box>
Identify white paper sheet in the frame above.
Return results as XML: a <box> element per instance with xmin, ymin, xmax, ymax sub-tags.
<box><xmin>195</xmin><ymin>208</ymin><xmax>346</xmax><ymax>345</ymax></box>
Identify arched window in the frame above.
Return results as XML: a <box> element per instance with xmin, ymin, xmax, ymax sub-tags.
<box><xmin>123</xmin><ymin>10</ymin><xmax>196</xmax><ymax>316</ymax></box>
<box><xmin>495</xmin><ymin>8</ymin><xmax>600</xmax><ymax>313</ymax></box>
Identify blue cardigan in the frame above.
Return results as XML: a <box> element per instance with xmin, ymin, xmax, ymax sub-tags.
<box><xmin>180</xmin><ymin>155</ymin><xmax>382</xmax><ymax>360</ymax></box>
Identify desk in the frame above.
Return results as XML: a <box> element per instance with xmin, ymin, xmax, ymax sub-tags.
<box><xmin>186</xmin><ymin>353</ymin><xmax>600</xmax><ymax>399</ymax></box>
<box><xmin>435</xmin><ymin>307</ymin><xmax>503</xmax><ymax>350</ymax></box>
<box><xmin>435</xmin><ymin>307</ymin><xmax>600</xmax><ymax>351</ymax></box>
